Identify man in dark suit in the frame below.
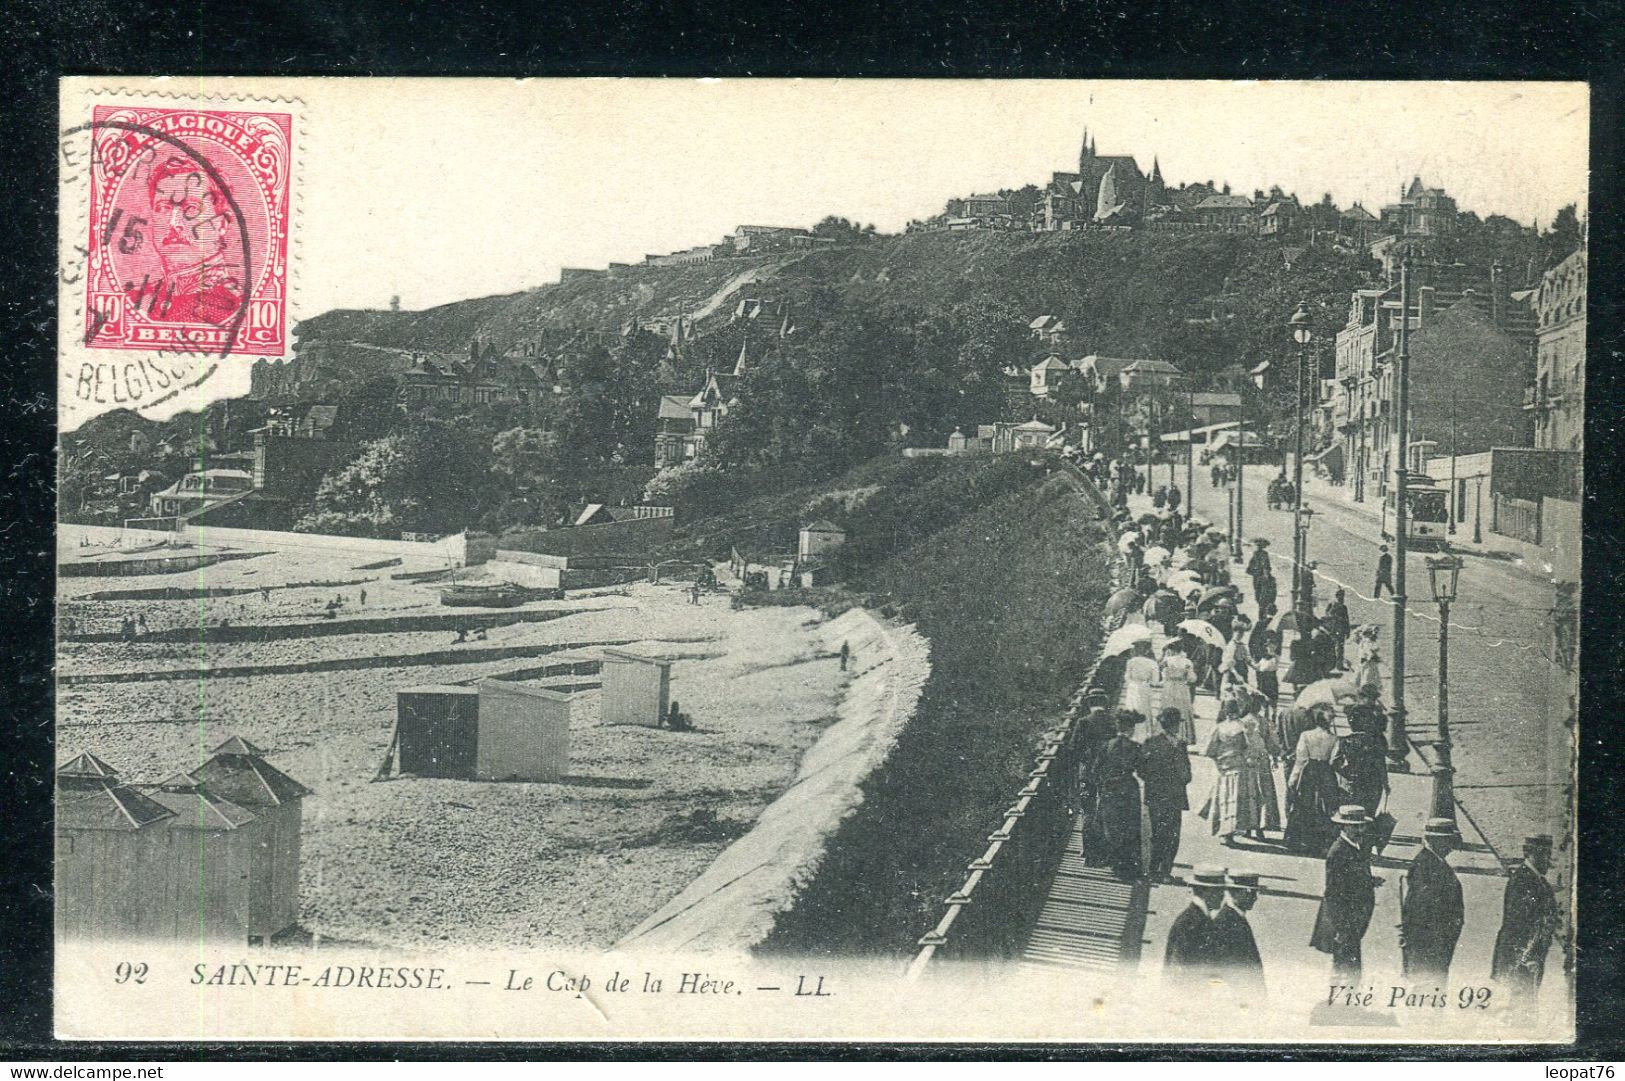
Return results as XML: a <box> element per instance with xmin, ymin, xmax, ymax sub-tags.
<box><xmin>1073</xmin><ymin>690</ymin><xmax>1117</xmax><ymax>865</ymax></box>
<box><xmin>1374</xmin><ymin>545</ymin><xmax>1394</xmax><ymax>598</ymax></box>
<box><xmin>1140</xmin><ymin>709</ymin><xmax>1192</xmax><ymax>883</ymax></box>
<box><xmin>1310</xmin><ymin>805</ymin><xmax>1377</xmax><ymax>982</ymax></box>
<box><xmin>1213</xmin><ymin>869</ymin><xmax>1266</xmax><ymax>994</ymax></box>
<box><xmin>1400</xmin><ymin>817</ymin><xmax>1465</xmax><ymax>985</ymax></box>
<box><xmin>1164</xmin><ymin>865</ymin><xmax>1228</xmax><ymax>981</ymax></box>
<box><xmin>1093</xmin><ymin>711</ymin><xmax>1145</xmax><ymax>881</ymax></box>
<box><xmin>1492</xmin><ymin>834</ymin><xmax>1560</xmax><ymax>1006</ymax></box>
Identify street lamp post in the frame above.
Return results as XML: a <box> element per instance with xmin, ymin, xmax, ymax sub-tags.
<box><xmin>1388</xmin><ymin>255</ymin><xmax>1415</xmax><ymax>771</ymax></box>
<box><xmin>1186</xmin><ymin>385</ymin><xmax>1195</xmax><ymax>507</ymax></box>
<box><xmin>1426</xmin><ymin>554</ymin><xmax>1463</xmax><ymax>820</ymax></box>
<box><xmin>1289</xmin><ymin>302</ymin><xmax>1313</xmax><ymax>609</ymax></box>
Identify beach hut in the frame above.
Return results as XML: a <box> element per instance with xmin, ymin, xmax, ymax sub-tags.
<box><xmin>600</xmin><ymin>649</ymin><xmax>672</xmax><ymax>727</ymax></box>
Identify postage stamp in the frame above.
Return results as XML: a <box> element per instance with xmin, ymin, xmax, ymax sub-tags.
<box><xmin>83</xmin><ymin>104</ymin><xmax>293</xmax><ymax>356</ymax></box>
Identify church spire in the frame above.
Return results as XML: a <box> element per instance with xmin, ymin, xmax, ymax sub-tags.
<box><xmin>1079</xmin><ymin>125</ymin><xmax>1091</xmax><ymax>171</ymax></box>
<box><xmin>1151</xmin><ymin>156</ymin><xmax>1164</xmax><ymax>184</ymax></box>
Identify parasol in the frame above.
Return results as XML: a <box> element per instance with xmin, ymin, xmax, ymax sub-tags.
<box><xmin>1142</xmin><ymin>546</ymin><xmax>1171</xmax><ymax>566</ymax></box>
<box><xmin>1272</xmin><ymin>609</ymin><xmax>1304</xmax><ymax>634</ymax></box>
<box><xmin>1177</xmin><ymin>619</ymin><xmax>1227</xmax><ymax>648</ymax></box>
<box><xmin>1103</xmin><ymin>624</ymin><xmax>1155</xmax><ymax>656</ymax></box>
<box><xmin>1294</xmin><ymin>677</ymin><xmax>1361</xmax><ymax>710</ymax></box>
<box><xmin>1105</xmin><ymin>587</ymin><xmax>1141</xmax><ymax>615</ymax></box>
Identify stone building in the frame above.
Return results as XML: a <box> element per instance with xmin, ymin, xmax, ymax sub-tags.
<box><xmin>1529</xmin><ymin>244</ymin><xmax>1586</xmax><ymax>452</ymax></box>
<box><xmin>1331</xmin><ymin>263</ymin><xmax>1535</xmax><ymax>501</ymax></box>
<box><xmin>1041</xmin><ymin>129</ymin><xmax>1163</xmax><ymax>230</ymax></box>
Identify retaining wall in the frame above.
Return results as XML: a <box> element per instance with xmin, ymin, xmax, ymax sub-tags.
<box><xmin>616</xmin><ymin>608</ymin><xmax>929</xmax><ymax>953</ymax></box>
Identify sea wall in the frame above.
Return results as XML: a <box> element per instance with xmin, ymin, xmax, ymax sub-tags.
<box><xmin>615</xmin><ymin>608</ymin><xmax>929</xmax><ymax>953</ymax></box>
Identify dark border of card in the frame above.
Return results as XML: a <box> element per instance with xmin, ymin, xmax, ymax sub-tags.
<box><xmin>2</xmin><ymin>0</ymin><xmax>1623</xmax><ymax>1062</ymax></box>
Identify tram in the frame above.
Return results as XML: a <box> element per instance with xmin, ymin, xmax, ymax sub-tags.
<box><xmin>1379</xmin><ymin>474</ymin><xmax>1450</xmax><ymax>551</ymax></box>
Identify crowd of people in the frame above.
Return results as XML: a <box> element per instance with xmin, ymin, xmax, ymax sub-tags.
<box><xmin>1061</xmin><ymin>477</ymin><xmax>1560</xmax><ymax>1003</ymax></box>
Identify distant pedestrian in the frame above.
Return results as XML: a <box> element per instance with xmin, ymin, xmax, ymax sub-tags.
<box><xmin>1335</xmin><ymin>704</ymin><xmax>1390</xmax><ymax>817</ymax></box>
<box><xmin>1491</xmin><ymin>834</ymin><xmax>1559</xmax><ymax>1005</ymax></box>
<box><xmin>261</xmin><ymin>586</ymin><xmax>272</xmax><ymax>603</ymax></box>
<box><xmin>1246</xmin><ymin>538</ymin><xmax>1271</xmax><ymax>584</ymax></box>
<box><xmin>1211</xmin><ymin>463</ymin><xmax>1223</xmax><ymax>488</ymax></box>
<box><xmin>1201</xmin><ymin>697</ymin><xmax>1267</xmax><ymax>845</ymax></box>
<box><xmin>1310</xmin><ymin>805</ymin><xmax>1377</xmax><ymax>983</ymax></box>
<box><xmin>1167</xmin><ymin>484</ymin><xmax>1182</xmax><ymax>512</ymax></box>
<box><xmin>1164</xmin><ymin>865</ymin><xmax>1229</xmax><ymax>981</ymax></box>
<box><xmin>689</xmin><ymin>581</ymin><xmax>701</xmax><ymax>605</ymax></box>
<box><xmin>1141</xmin><ymin>709</ymin><xmax>1192</xmax><ymax>882</ymax></box>
<box><xmin>135</xmin><ymin>614</ymin><xmax>149</xmax><ymax>638</ymax></box>
<box><xmin>120</xmin><ymin>616</ymin><xmax>135</xmax><ymax>641</ymax></box>
<box><xmin>1213</xmin><ymin>870</ymin><xmax>1267</xmax><ymax>994</ymax></box>
<box><xmin>1324</xmin><ymin>589</ymin><xmax>1350</xmax><ymax>670</ymax></box>
<box><xmin>1400</xmin><ymin>818</ymin><xmax>1465</xmax><ymax>986</ymax></box>
<box><xmin>839</xmin><ymin>641</ymin><xmax>850</xmax><ymax>671</ymax></box>
<box><xmin>1374</xmin><ymin>545</ymin><xmax>1394</xmax><ymax>598</ymax></box>
<box><xmin>1159</xmin><ymin>641</ymin><xmax>1197</xmax><ymax>744</ymax></box>
<box><xmin>1284</xmin><ymin>706</ymin><xmax>1342</xmax><ymax>855</ymax></box>
<box><xmin>1153</xmin><ymin>485</ymin><xmax>1168</xmax><ymax>510</ymax></box>
<box><xmin>1356</xmin><ymin>646</ymin><xmax>1384</xmax><ymax>699</ymax></box>
<box><xmin>1254</xmin><ymin>573</ymin><xmax>1278</xmax><ymax>619</ymax></box>
<box><xmin>1239</xmin><ymin>698</ymin><xmax>1282</xmax><ymax>836</ymax></box>
<box><xmin>359</xmin><ymin>587</ymin><xmax>367</xmax><ymax>605</ymax></box>
<box><xmin>453</xmin><ymin>624</ymin><xmax>467</xmax><ymax>643</ymax></box>
<box><xmin>1093</xmin><ymin>711</ymin><xmax>1145</xmax><ymax>881</ymax></box>
<box><xmin>1123</xmin><ymin>640</ymin><xmax>1159</xmax><ymax>731</ymax></box>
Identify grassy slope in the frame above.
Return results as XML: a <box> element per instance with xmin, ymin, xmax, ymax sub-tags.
<box><xmin>755</xmin><ymin>462</ymin><xmax>1111</xmax><ymax>956</ymax></box>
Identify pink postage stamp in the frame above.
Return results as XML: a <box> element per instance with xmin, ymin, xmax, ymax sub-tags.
<box><xmin>83</xmin><ymin>103</ymin><xmax>293</xmax><ymax>356</ymax></box>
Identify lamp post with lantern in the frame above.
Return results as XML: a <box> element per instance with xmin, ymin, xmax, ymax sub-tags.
<box><xmin>1289</xmin><ymin>301</ymin><xmax>1314</xmax><ymax>609</ymax></box>
<box><xmin>1426</xmin><ymin>554</ymin><xmax>1463</xmax><ymax>820</ymax></box>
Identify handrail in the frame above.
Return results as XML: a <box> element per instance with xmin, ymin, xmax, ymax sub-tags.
<box><xmin>906</xmin><ymin>463</ymin><xmax>1128</xmax><ymax>978</ymax></box>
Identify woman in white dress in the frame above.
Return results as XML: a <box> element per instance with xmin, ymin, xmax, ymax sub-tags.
<box><xmin>1159</xmin><ymin>640</ymin><xmax>1197</xmax><ymax>745</ymax></box>
<box><xmin>1123</xmin><ymin>640</ymin><xmax>1160</xmax><ymax>737</ymax></box>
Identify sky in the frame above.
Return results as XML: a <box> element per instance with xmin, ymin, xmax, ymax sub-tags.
<box><xmin>163</xmin><ymin>78</ymin><xmax>1591</xmax><ymax>314</ymax></box>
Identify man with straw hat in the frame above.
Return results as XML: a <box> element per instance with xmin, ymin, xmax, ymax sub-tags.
<box><xmin>1213</xmin><ymin>870</ymin><xmax>1266</xmax><ymax>994</ymax></box>
<box><xmin>1164</xmin><ymin>864</ymin><xmax>1228</xmax><ymax>980</ymax></box>
<box><xmin>1492</xmin><ymin>833</ymin><xmax>1560</xmax><ymax>1005</ymax></box>
<box><xmin>1310</xmin><ymin>804</ymin><xmax>1377</xmax><ymax>982</ymax></box>
<box><xmin>1399</xmin><ymin>818</ymin><xmax>1465</xmax><ymax>985</ymax></box>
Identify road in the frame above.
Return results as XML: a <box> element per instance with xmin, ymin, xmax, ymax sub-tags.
<box><xmin>1173</xmin><ymin>462</ymin><xmax>1571</xmax><ymax>865</ymax></box>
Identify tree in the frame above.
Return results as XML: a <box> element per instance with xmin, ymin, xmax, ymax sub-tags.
<box><xmin>296</xmin><ymin>420</ymin><xmax>498</xmax><ymax>537</ymax></box>
<box><xmin>812</xmin><ymin>216</ymin><xmax>865</xmax><ymax>243</ymax></box>
<box><xmin>1543</xmin><ymin>203</ymin><xmax>1583</xmax><ymax>267</ymax></box>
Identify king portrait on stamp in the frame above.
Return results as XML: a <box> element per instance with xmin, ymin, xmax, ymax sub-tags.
<box><xmin>83</xmin><ymin>104</ymin><xmax>292</xmax><ymax>358</ymax></box>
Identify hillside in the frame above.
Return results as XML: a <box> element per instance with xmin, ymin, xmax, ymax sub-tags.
<box><xmin>296</xmin><ymin>231</ymin><xmax>1381</xmax><ymax>374</ymax></box>
<box><xmin>65</xmin><ymin>222</ymin><xmax>1543</xmax><ymax>534</ymax></box>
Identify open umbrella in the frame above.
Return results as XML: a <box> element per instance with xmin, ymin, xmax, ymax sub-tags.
<box><xmin>1103</xmin><ymin>624</ymin><xmax>1154</xmax><ymax>656</ymax></box>
<box><xmin>1117</xmin><ymin>532</ymin><xmax>1140</xmax><ymax>554</ymax></box>
<box><xmin>1177</xmin><ymin>619</ymin><xmax>1226</xmax><ymax>649</ymax></box>
<box><xmin>1198</xmin><ymin>586</ymin><xmax>1236</xmax><ymax>609</ymax></box>
<box><xmin>1167</xmin><ymin>569</ymin><xmax>1202</xmax><ymax>592</ymax></box>
<box><xmin>1272</xmin><ymin>609</ymin><xmax>1304</xmax><ymax>634</ymax></box>
<box><xmin>1295</xmin><ymin>676</ymin><xmax>1361</xmax><ymax>710</ymax></box>
<box><xmin>1142</xmin><ymin>546</ymin><xmax>1171</xmax><ymax>566</ymax></box>
<box><xmin>1105</xmin><ymin>587</ymin><xmax>1141</xmax><ymax>615</ymax></box>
